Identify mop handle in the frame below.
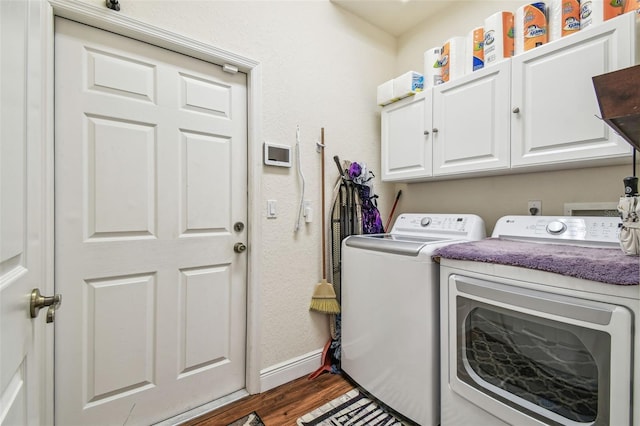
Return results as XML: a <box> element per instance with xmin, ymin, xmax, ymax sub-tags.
<box><xmin>333</xmin><ymin>155</ymin><xmax>346</xmax><ymax>181</ymax></box>
<box><xmin>385</xmin><ymin>190</ymin><xmax>402</xmax><ymax>231</ymax></box>
<box><xmin>321</xmin><ymin>128</ymin><xmax>326</xmax><ymax>280</ymax></box>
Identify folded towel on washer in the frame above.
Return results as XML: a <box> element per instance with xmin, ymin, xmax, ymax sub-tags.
<box><xmin>433</xmin><ymin>238</ymin><xmax>639</xmax><ymax>286</ymax></box>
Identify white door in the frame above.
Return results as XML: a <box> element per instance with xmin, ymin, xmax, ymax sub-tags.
<box><xmin>1</xmin><ymin>2</ymin><xmax>49</xmax><ymax>425</ymax></box>
<box><xmin>54</xmin><ymin>18</ymin><xmax>248</xmax><ymax>425</ymax></box>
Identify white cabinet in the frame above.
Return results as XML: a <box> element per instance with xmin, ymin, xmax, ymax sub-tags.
<box><xmin>381</xmin><ymin>90</ymin><xmax>433</xmax><ymax>181</ymax></box>
<box><xmin>381</xmin><ymin>60</ymin><xmax>509</xmax><ymax>182</ymax></box>
<box><xmin>432</xmin><ymin>59</ymin><xmax>511</xmax><ymax>176</ymax></box>
<box><xmin>511</xmin><ymin>12</ymin><xmax>635</xmax><ymax>168</ymax></box>
<box><xmin>381</xmin><ymin>12</ymin><xmax>637</xmax><ymax>182</ymax></box>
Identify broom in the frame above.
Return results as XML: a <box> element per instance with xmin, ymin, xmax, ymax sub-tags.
<box><xmin>310</xmin><ymin>128</ymin><xmax>340</xmax><ymax>314</ymax></box>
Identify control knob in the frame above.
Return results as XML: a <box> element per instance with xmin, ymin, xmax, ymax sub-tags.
<box><xmin>420</xmin><ymin>217</ymin><xmax>432</xmax><ymax>227</ymax></box>
<box><xmin>546</xmin><ymin>220</ymin><xmax>567</xmax><ymax>235</ymax></box>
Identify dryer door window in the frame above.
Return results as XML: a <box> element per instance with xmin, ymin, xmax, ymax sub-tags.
<box><xmin>448</xmin><ymin>275</ymin><xmax>633</xmax><ymax>426</ymax></box>
<box><xmin>460</xmin><ymin>305</ymin><xmax>605</xmax><ymax>424</ymax></box>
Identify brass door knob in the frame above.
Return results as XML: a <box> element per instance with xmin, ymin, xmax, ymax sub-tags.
<box><xmin>30</xmin><ymin>288</ymin><xmax>62</xmax><ymax>323</ymax></box>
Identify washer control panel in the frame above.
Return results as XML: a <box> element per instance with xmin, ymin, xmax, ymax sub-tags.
<box><xmin>492</xmin><ymin>215</ymin><xmax>621</xmax><ymax>245</ymax></box>
<box><xmin>391</xmin><ymin>213</ymin><xmax>486</xmax><ymax>240</ymax></box>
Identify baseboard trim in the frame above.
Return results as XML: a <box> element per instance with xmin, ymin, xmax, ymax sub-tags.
<box><xmin>156</xmin><ymin>389</ymin><xmax>249</xmax><ymax>425</ymax></box>
<box><xmin>259</xmin><ymin>348</ymin><xmax>323</xmax><ymax>392</ymax></box>
<box><xmin>156</xmin><ymin>348</ymin><xmax>323</xmax><ymax>424</ymax></box>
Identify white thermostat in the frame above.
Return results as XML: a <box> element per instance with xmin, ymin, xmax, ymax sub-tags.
<box><xmin>264</xmin><ymin>142</ymin><xmax>292</xmax><ymax>167</ymax></box>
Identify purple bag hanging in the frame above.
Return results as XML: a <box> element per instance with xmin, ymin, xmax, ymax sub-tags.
<box><xmin>348</xmin><ymin>162</ymin><xmax>384</xmax><ymax>234</ymax></box>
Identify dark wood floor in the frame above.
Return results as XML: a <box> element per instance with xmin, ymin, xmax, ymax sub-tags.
<box><xmin>183</xmin><ymin>372</ymin><xmax>355</xmax><ymax>426</ymax></box>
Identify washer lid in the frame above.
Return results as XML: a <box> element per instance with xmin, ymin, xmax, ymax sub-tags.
<box><xmin>344</xmin><ymin>234</ymin><xmax>443</xmax><ymax>256</ymax></box>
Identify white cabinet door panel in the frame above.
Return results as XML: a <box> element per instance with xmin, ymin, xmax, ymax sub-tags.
<box><xmin>433</xmin><ymin>60</ymin><xmax>511</xmax><ymax>176</ymax></box>
<box><xmin>511</xmin><ymin>13</ymin><xmax>634</xmax><ymax>167</ymax></box>
<box><xmin>381</xmin><ymin>92</ymin><xmax>433</xmax><ymax>181</ymax></box>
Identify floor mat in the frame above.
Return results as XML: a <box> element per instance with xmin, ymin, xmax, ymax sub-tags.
<box><xmin>296</xmin><ymin>389</ymin><xmax>410</xmax><ymax>425</ymax></box>
<box><xmin>226</xmin><ymin>411</ymin><xmax>265</xmax><ymax>426</ymax></box>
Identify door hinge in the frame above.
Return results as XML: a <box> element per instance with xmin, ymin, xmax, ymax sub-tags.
<box><xmin>223</xmin><ymin>64</ymin><xmax>239</xmax><ymax>74</ymax></box>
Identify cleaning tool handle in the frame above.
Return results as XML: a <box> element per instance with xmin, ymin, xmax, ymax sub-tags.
<box><xmin>321</xmin><ymin>128</ymin><xmax>326</xmax><ymax>279</ymax></box>
<box><xmin>385</xmin><ymin>190</ymin><xmax>402</xmax><ymax>231</ymax></box>
<box><xmin>333</xmin><ymin>155</ymin><xmax>346</xmax><ymax>181</ymax></box>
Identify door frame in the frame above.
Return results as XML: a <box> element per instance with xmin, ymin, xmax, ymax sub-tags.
<box><xmin>41</xmin><ymin>0</ymin><xmax>262</xmax><ymax>422</ymax></box>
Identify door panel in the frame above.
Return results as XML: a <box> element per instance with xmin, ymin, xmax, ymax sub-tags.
<box><xmin>55</xmin><ymin>18</ymin><xmax>248</xmax><ymax>425</ymax></box>
<box><xmin>181</xmin><ymin>133</ymin><xmax>231</xmax><ymax>233</ymax></box>
<box><xmin>1</xmin><ymin>2</ymin><xmax>46</xmax><ymax>425</ymax></box>
<box><xmin>179</xmin><ymin>266</ymin><xmax>231</xmax><ymax>373</ymax></box>
<box><xmin>89</xmin><ymin>116</ymin><xmax>157</xmax><ymax>237</ymax></box>
<box><xmin>86</xmin><ymin>274</ymin><xmax>156</xmax><ymax>403</ymax></box>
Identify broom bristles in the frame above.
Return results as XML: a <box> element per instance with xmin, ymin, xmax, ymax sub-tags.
<box><xmin>309</xmin><ymin>280</ymin><xmax>340</xmax><ymax>314</ymax></box>
<box><xmin>310</xmin><ymin>298</ymin><xmax>341</xmax><ymax>314</ymax></box>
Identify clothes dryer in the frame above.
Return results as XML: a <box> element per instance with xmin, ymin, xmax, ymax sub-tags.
<box><xmin>437</xmin><ymin>215</ymin><xmax>640</xmax><ymax>426</ymax></box>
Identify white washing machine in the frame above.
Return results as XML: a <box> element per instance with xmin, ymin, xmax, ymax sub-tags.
<box><xmin>438</xmin><ymin>215</ymin><xmax>640</xmax><ymax>426</ymax></box>
<box><xmin>341</xmin><ymin>213</ymin><xmax>486</xmax><ymax>426</ymax></box>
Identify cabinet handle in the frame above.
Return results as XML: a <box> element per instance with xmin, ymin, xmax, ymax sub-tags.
<box><xmin>423</xmin><ymin>130</ymin><xmax>429</xmax><ymax>136</ymax></box>
<box><xmin>432</xmin><ymin>128</ymin><xmax>439</xmax><ymax>133</ymax></box>
<box><xmin>512</xmin><ymin>107</ymin><xmax>520</xmax><ymax>114</ymax></box>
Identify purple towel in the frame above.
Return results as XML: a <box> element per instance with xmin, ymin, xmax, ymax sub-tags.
<box><xmin>433</xmin><ymin>238</ymin><xmax>640</xmax><ymax>286</ymax></box>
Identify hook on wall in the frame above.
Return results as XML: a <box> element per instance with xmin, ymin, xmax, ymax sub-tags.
<box><xmin>106</xmin><ymin>0</ymin><xmax>120</xmax><ymax>11</ymax></box>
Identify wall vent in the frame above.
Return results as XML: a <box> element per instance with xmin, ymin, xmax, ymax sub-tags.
<box><xmin>563</xmin><ymin>202</ymin><xmax>619</xmax><ymax>217</ymax></box>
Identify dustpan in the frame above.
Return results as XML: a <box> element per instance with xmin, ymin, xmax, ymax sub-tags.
<box><xmin>309</xmin><ymin>128</ymin><xmax>340</xmax><ymax>314</ymax></box>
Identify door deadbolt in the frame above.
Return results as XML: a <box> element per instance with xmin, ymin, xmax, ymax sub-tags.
<box><xmin>30</xmin><ymin>288</ymin><xmax>62</xmax><ymax>323</ymax></box>
<box><xmin>234</xmin><ymin>222</ymin><xmax>245</xmax><ymax>232</ymax></box>
<box><xmin>234</xmin><ymin>242</ymin><xmax>247</xmax><ymax>253</ymax></box>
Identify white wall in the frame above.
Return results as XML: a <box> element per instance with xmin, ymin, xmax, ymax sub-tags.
<box><xmin>76</xmin><ymin>0</ymin><xmax>396</xmax><ymax>370</ymax></box>
<box><xmin>393</xmin><ymin>0</ymin><xmax>638</xmax><ymax>235</ymax></box>
<box><xmin>397</xmin><ymin>0</ymin><xmax>526</xmax><ymax>75</ymax></box>
<box><xmin>68</xmin><ymin>0</ymin><xmax>637</xmax><ymax>380</ymax></box>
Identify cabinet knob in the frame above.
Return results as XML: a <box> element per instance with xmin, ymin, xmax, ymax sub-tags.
<box><xmin>423</xmin><ymin>130</ymin><xmax>430</xmax><ymax>136</ymax></box>
<box><xmin>512</xmin><ymin>107</ymin><xmax>520</xmax><ymax>114</ymax></box>
<box><xmin>432</xmin><ymin>128</ymin><xmax>439</xmax><ymax>133</ymax></box>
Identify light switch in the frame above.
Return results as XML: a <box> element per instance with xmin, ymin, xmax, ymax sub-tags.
<box><xmin>267</xmin><ymin>200</ymin><xmax>277</xmax><ymax>218</ymax></box>
<box><xmin>303</xmin><ymin>200</ymin><xmax>312</xmax><ymax>223</ymax></box>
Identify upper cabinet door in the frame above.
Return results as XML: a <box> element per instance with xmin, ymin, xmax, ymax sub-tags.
<box><xmin>381</xmin><ymin>91</ymin><xmax>433</xmax><ymax>181</ymax></box>
<box><xmin>432</xmin><ymin>59</ymin><xmax>511</xmax><ymax>176</ymax></box>
<box><xmin>511</xmin><ymin>13</ymin><xmax>635</xmax><ymax>168</ymax></box>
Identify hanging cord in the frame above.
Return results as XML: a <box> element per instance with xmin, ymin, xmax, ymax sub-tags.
<box><xmin>294</xmin><ymin>125</ymin><xmax>306</xmax><ymax>232</ymax></box>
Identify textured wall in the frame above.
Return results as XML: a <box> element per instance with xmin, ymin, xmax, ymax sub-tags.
<box><xmin>394</xmin><ymin>166</ymin><xmax>632</xmax><ymax>237</ymax></box>
<box><xmin>396</xmin><ymin>0</ymin><xmax>525</xmax><ymax>75</ymax></box>
<box><xmin>76</xmin><ymin>0</ymin><xmax>396</xmax><ymax>369</ymax></box>
<box><xmin>69</xmin><ymin>0</ymin><xmax>635</xmax><ymax>375</ymax></box>
<box><xmin>394</xmin><ymin>0</ymin><xmax>637</xmax><ymax>235</ymax></box>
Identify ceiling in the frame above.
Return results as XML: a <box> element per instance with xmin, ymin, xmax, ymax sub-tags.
<box><xmin>331</xmin><ymin>0</ymin><xmax>452</xmax><ymax>37</ymax></box>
